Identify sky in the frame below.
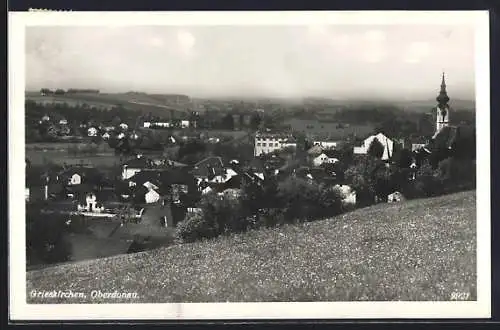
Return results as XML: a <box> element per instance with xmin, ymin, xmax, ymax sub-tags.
<box><xmin>25</xmin><ymin>24</ymin><xmax>476</xmax><ymax>100</ymax></box>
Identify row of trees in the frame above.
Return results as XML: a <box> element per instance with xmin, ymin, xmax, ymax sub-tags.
<box><xmin>40</xmin><ymin>88</ymin><xmax>100</xmax><ymax>95</ymax></box>
<box><xmin>176</xmin><ymin>175</ymin><xmax>346</xmax><ymax>243</ymax></box>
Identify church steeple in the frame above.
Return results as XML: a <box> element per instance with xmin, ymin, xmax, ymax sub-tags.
<box><xmin>436</xmin><ymin>72</ymin><xmax>450</xmax><ymax>106</ymax></box>
<box><xmin>435</xmin><ymin>72</ymin><xmax>450</xmax><ymax>134</ymax></box>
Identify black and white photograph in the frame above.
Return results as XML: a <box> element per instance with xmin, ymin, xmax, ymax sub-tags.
<box><xmin>9</xmin><ymin>11</ymin><xmax>490</xmax><ymax>320</ymax></box>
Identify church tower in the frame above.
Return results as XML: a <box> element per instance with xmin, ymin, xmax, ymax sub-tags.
<box><xmin>435</xmin><ymin>72</ymin><xmax>450</xmax><ymax>133</ymax></box>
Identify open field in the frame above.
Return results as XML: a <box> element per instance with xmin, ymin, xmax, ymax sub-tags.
<box><xmin>26</xmin><ymin>150</ymin><xmax>122</xmax><ymax>167</ymax></box>
<box><xmin>27</xmin><ymin>190</ymin><xmax>476</xmax><ymax>303</ymax></box>
<box><xmin>26</xmin><ymin>92</ymin><xmax>188</xmax><ymax>117</ymax></box>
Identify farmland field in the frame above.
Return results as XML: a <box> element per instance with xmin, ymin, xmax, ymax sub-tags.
<box><xmin>25</xmin><ymin>92</ymin><xmax>189</xmax><ymax>118</ymax></box>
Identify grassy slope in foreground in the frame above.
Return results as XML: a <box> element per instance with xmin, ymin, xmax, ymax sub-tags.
<box><xmin>27</xmin><ymin>190</ymin><xmax>476</xmax><ymax>303</ymax></box>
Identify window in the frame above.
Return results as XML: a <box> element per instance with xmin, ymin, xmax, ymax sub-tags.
<box><xmin>262</xmin><ymin>143</ymin><xmax>267</xmax><ymax>147</ymax></box>
<box><xmin>257</xmin><ymin>143</ymin><xmax>261</xmax><ymax>146</ymax></box>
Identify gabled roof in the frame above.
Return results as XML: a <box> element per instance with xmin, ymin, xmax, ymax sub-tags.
<box><xmin>307</xmin><ymin>145</ymin><xmax>323</xmax><ymax>155</ymax></box>
<box><xmin>192</xmin><ymin>156</ymin><xmax>225</xmax><ymax>178</ymax></box>
<box><xmin>322</xmin><ymin>149</ymin><xmax>340</xmax><ymax>159</ymax></box>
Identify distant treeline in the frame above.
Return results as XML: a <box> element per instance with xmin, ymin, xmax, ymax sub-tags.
<box><xmin>40</xmin><ymin>88</ymin><xmax>100</xmax><ymax>95</ymax></box>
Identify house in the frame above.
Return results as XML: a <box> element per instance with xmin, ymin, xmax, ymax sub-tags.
<box><xmin>127</xmin><ymin>170</ymin><xmax>163</xmax><ymax>188</ymax></box>
<box><xmin>353</xmin><ymin>132</ymin><xmax>394</xmax><ymax>161</ymax></box>
<box><xmin>122</xmin><ymin>155</ymin><xmax>153</xmax><ymax>180</ymax></box>
<box><xmin>191</xmin><ymin>156</ymin><xmax>225</xmax><ymax>180</ymax></box>
<box><xmin>58</xmin><ymin>166</ymin><xmax>104</xmax><ymax>187</ymax></box>
<box><xmin>75</xmin><ymin>189</ymin><xmax>120</xmax><ymax>212</ymax></box>
<box><xmin>307</xmin><ymin>144</ymin><xmax>324</xmax><ymax>156</ymax></box>
<box><xmin>77</xmin><ymin>192</ymin><xmax>105</xmax><ymax>213</ymax></box>
<box><xmin>119</xmin><ymin>123</ymin><xmax>129</xmax><ymax>130</ymax></box>
<box><xmin>254</xmin><ymin>131</ymin><xmax>297</xmax><ymax>157</ymax></box>
<box><xmin>102</xmin><ymin>132</ymin><xmax>111</xmax><ymax>140</ymax></box>
<box><xmin>143</xmin><ymin>122</ymin><xmax>152</xmax><ymax>128</ymax></box>
<box><xmin>181</xmin><ymin>120</ymin><xmax>190</xmax><ymax>128</ymax></box>
<box><xmin>312</xmin><ymin>150</ymin><xmax>340</xmax><ymax>167</ymax></box>
<box><xmin>208</xmin><ymin>168</ymin><xmax>238</xmax><ymax>184</ymax></box>
<box><xmin>87</xmin><ymin>127</ymin><xmax>98</xmax><ymax>137</ymax></box>
<box><xmin>59</xmin><ymin>119</ymin><xmax>68</xmax><ymax>125</ymax></box>
<box><xmin>41</xmin><ymin>115</ymin><xmax>50</xmax><ymax>122</ymax></box>
<box><xmin>388</xmin><ymin>191</ymin><xmax>406</xmax><ymax>203</ymax></box>
<box><xmin>312</xmin><ymin>140</ymin><xmax>338</xmax><ymax>149</ymax></box>
<box><xmin>145</xmin><ymin>189</ymin><xmax>161</xmax><ymax>204</ymax></box>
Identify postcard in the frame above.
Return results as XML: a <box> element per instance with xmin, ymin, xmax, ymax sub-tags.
<box><xmin>9</xmin><ymin>10</ymin><xmax>490</xmax><ymax>320</ymax></box>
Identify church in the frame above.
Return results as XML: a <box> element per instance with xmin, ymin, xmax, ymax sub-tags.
<box><xmin>415</xmin><ymin>73</ymin><xmax>476</xmax><ymax>164</ymax></box>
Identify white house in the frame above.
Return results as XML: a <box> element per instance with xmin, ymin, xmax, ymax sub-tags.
<box><xmin>201</xmin><ymin>186</ymin><xmax>213</xmax><ymax>195</ymax></box>
<box><xmin>59</xmin><ymin>119</ymin><xmax>68</xmax><ymax>125</ymax></box>
<box><xmin>313</xmin><ymin>140</ymin><xmax>338</xmax><ymax>149</ymax></box>
<box><xmin>145</xmin><ymin>189</ymin><xmax>160</xmax><ymax>204</ymax></box>
<box><xmin>119</xmin><ymin>123</ymin><xmax>129</xmax><ymax>130</ymax></box>
<box><xmin>117</xmin><ymin>132</ymin><xmax>126</xmax><ymax>140</ymax></box>
<box><xmin>388</xmin><ymin>191</ymin><xmax>406</xmax><ymax>203</ymax></box>
<box><xmin>42</xmin><ymin>115</ymin><xmax>50</xmax><ymax>122</ymax></box>
<box><xmin>77</xmin><ymin>193</ymin><xmax>105</xmax><ymax>213</ymax></box>
<box><xmin>68</xmin><ymin>173</ymin><xmax>82</xmax><ymax>185</ymax></box>
<box><xmin>102</xmin><ymin>132</ymin><xmax>111</xmax><ymax>140</ymax></box>
<box><xmin>312</xmin><ymin>152</ymin><xmax>339</xmax><ymax>167</ymax></box>
<box><xmin>353</xmin><ymin>132</ymin><xmax>394</xmax><ymax>161</ymax></box>
<box><xmin>181</xmin><ymin>120</ymin><xmax>190</xmax><ymax>128</ymax></box>
<box><xmin>209</xmin><ymin>168</ymin><xmax>238</xmax><ymax>184</ymax></box>
<box><xmin>254</xmin><ymin>132</ymin><xmax>297</xmax><ymax>157</ymax></box>
<box><xmin>143</xmin><ymin>181</ymin><xmax>159</xmax><ymax>191</ymax></box>
<box><xmin>411</xmin><ymin>143</ymin><xmax>426</xmax><ymax>152</ymax></box>
<box><xmin>143</xmin><ymin>122</ymin><xmax>152</xmax><ymax>128</ymax></box>
<box><xmin>87</xmin><ymin>127</ymin><xmax>98</xmax><ymax>137</ymax></box>
<box><xmin>121</xmin><ymin>155</ymin><xmax>150</xmax><ymax>180</ymax></box>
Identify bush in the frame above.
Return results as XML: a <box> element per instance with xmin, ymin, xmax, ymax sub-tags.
<box><xmin>277</xmin><ymin>177</ymin><xmax>343</xmax><ymax>222</ymax></box>
<box><xmin>176</xmin><ymin>212</ymin><xmax>218</xmax><ymax>243</ymax></box>
<box><xmin>176</xmin><ymin>192</ymin><xmax>247</xmax><ymax>243</ymax></box>
<box><xmin>26</xmin><ymin>211</ymin><xmax>72</xmax><ymax>266</ymax></box>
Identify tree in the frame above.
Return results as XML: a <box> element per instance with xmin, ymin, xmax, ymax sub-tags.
<box><xmin>367</xmin><ymin>137</ymin><xmax>385</xmax><ymax>159</ymax></box>
<box><xmin>394</xmin><ymin>148</ymin><xmax>414</xmax><ymax>168</ymax></box>
<box><xmin>221</xmin><ymin>114</ymin><xmax>235</xmax><ymax>130</ymax></box>
<box><xmin>250</xmin><ymin>113</ymin><xmax>262</xmax><ymax>130</ymax></box>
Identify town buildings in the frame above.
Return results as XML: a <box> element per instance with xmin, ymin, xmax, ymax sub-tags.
<box><xmin>254</xmin><ymin>131</ymin><xmax>297</xmax><ymax>157</ymax></box>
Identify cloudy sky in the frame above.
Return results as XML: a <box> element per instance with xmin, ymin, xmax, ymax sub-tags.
<box><xmin>26</xmin><ymin>24</ymin><xmax>476</xmax><ymax>100</ymax></box>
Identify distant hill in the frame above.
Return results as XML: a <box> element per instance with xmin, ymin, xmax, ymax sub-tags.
<box><xmin>302</xmin><ymin>97</ymin><xmax>476</xmax><ymax>113</ymax></box>
<box><xmin>25</xmin><ymin>91</ymin><xmax>192</xmax><ymax>119</ymax></box>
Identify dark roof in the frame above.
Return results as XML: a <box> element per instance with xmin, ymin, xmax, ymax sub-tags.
<box><xmin>192</xmin><ymin>157</ymin><xmax>225</xmax><ymax>178</ymax></box>
<box><xmin>123</xmin><ymin>156</ymin><xmax>152</xmax><ymax>168</ymax></box>
<box><xmin>431</xmin><ymin>126</ymin><xmax>458</xmax><ymax>150</ymax></box>
<box><xmin>323</xmin><ymin>149</ymin><xmax>340</xmax><ymax>158</ymax></box>
<box><xmin>128</xmin><ymin>170</ymin><xmax>164</xmax><ymax>187</ymax></box>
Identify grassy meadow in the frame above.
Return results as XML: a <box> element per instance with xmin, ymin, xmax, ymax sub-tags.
<box><xmin>26</xmin><ymin>190</ymin><xmax>476</xmax><ymax>303</ymax></box>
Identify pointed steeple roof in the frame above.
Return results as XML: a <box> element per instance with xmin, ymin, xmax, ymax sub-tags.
<box><xmin>436</xmin><ymin>72</ymin><xmax>450</xmax><ymax>107</ymax></box>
